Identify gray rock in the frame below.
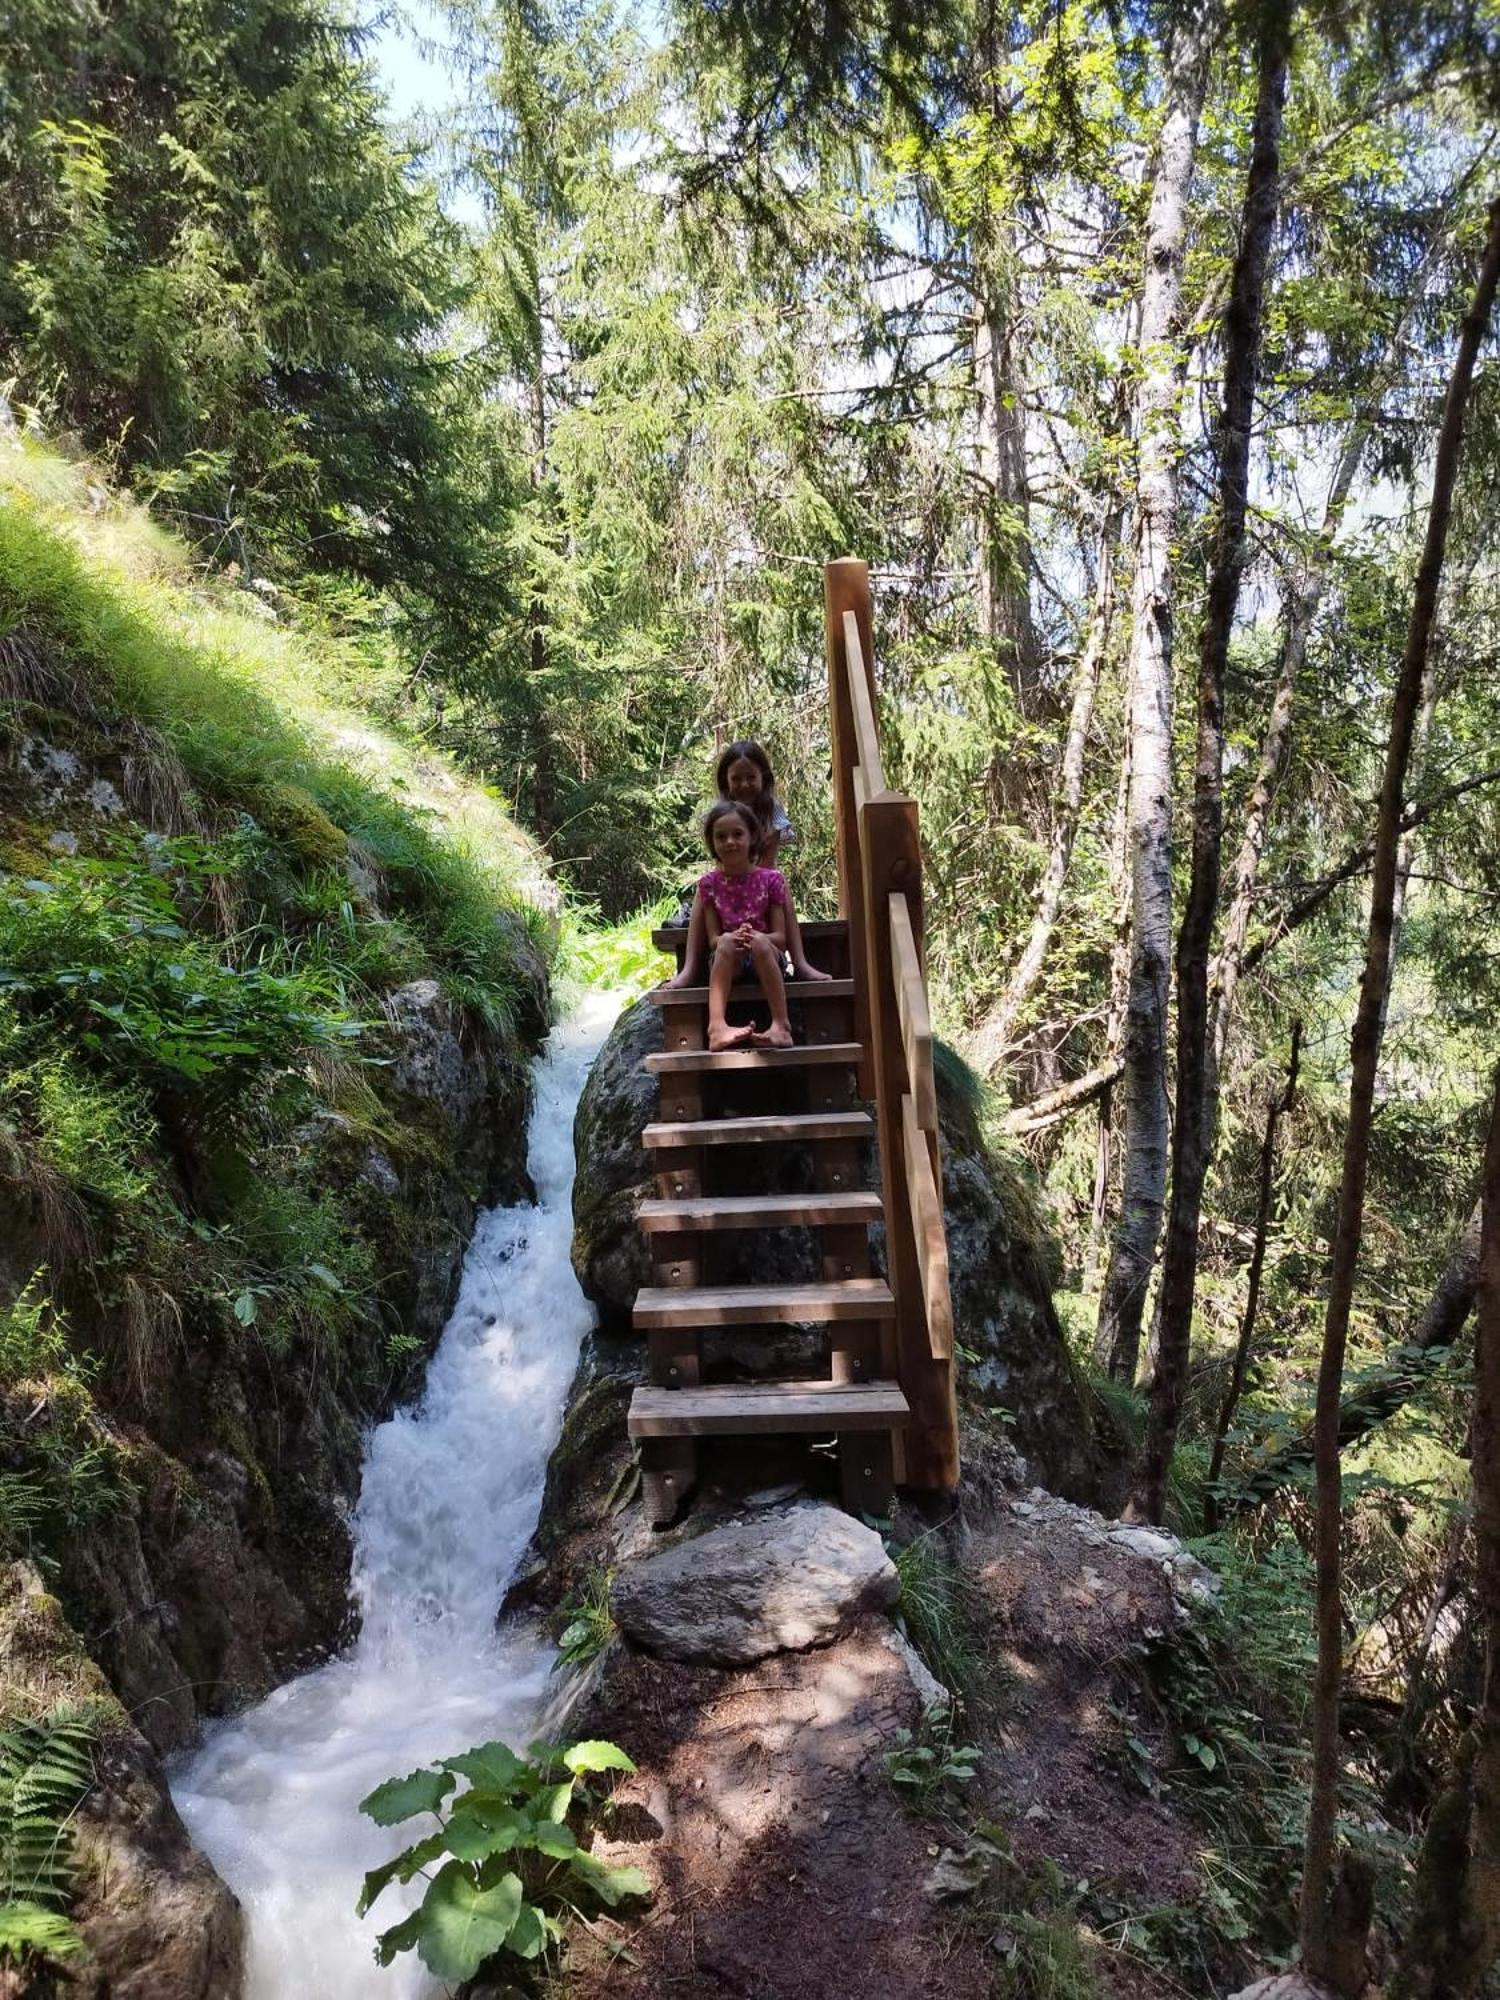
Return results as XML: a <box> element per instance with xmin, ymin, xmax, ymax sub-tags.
<box><xmin>880</xmin><ymin>1624</ymin><xmax>949</xmax><ymax>1709</ymax></box>
<box><xmin>1227</xmin><ymin>1980</ymin><xmax>1337</xmax><ymax>2000</ymax></box>
<box><xmin>611</xmin><ymin>1501</ymin><xmax>898</xmax><ymax>1665</ymax></box>
<box><xmin>384</xmin><ymin>978</ymin><xmax>489</xmax><ymax>1134</ymax></box>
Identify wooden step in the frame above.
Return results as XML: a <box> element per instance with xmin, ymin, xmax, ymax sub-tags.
<box><xmin>645</xmin><ymin>1042</ymin><xmax>862</xmax><ymax>1075</ymax></box>
<box><xmin>652</xmin><ymin>920</ymin><xmax>848</xmax><ymax>951</ymax></box>
<box><xmin>642</xmin><ymin>1110</ymin><xmax>872</xmax><ymax>1149</ymax></box>
<box><xmin>649</xmin><ymin>978</ymin><xmax>854</xmax><ymax>1006</ymax></box>
<box><xmin>633</xmin><ymin>1279</ymin><xmax>894</xmax><ymax>1329</ymax></box>
<box><xmin>628</xmin><ymin>1379</ymin><xmax>908</xmax><ymax>1437</ymax></box>
<box><xmin>637</xmin><ymin>1192</ymin><xmax>883</xmax><ymax>1232</ymax></box>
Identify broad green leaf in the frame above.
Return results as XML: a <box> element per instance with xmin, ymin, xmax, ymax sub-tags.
<box><xmin>530</xmin><ymin>1817</ymin><xmax>577</xmax><ymax>1858</ymax></box>
<box><xmin>506</xmin><ymin>1901</ymin><xmax>549</xmax><ymax>1960</ymax></box>
<box><xmin>415</xmin><ymin>1861</ymin><xmax>523</xmax><ymax>1981</ymax></box>
<box><xmin>233</xmin><ymin>1290</ymin><xmax>258</xmax><ymax>1325</ymax></box>
<box><xmin>439</xmin><ymin>1740</ymin><xmax>525</xmax><ymax>1792</ymax></box>
<box><xmin>569</xmin><ymin>1851</ymin><xmax>651</xmax><ymax>1907</ymax></box>
<box><xmin>372</xmin><ymin>1907</ymin><xmax>425</xmax><ymax>1967</ymax></box>
<box><xmin>561</xmin><ymin>1739</ymin><xmax>635</xmax><ymax>1776</ymax></box>
<box><xmin>359</xmin><ymin>1767</ymin><xmax>454</xmax><ymax>1826</ymax></box>
<box><xmin>357</xmin><ymin>1832</ymin><xmax>446</xmax><ymax>1915</ymax></box>
<box><xmin>539</xmin><ymin>1777</ymin><xmax>574</xmax><ymax>1822</ymax></box>
<box><xmin>443</xmin><ymin>1800</ymin><xmax>527</xmax><ymax>1862</ymax></box>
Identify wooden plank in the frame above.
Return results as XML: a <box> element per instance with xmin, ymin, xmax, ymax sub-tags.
<box><xmin>839</xmin><ymin>1428</ymin><xmax>895</xmax><ymax>1514</ymax></box>
<box><xmin>639</xmin><ymin>1437</ymin><xmax>697</xmax><ymax>1525</ymax></box>
<box><xmin>889</xmin><ymin>892</ymin><xmax>937</xmax><ymax>1133</ymax></box>
<box><xmin>628</xmin><ymin>1380</ymin><xmax>909</xmax><ymax>1437</ymax></box>
<box><xmin>637</xmin><ymin>1192</ymin><xmax>883</xmax><ymax>1230</ymax></box>
<box><xmin>824</xmin><ymin>561</ymin><xmax>875</xmax><ymax>1095</ymax></box>
<box><xmin>648</xmin><ymin>1326</ymin><xmax>700</xmax><ymax>1387</ymax></box>
<box><xmin>901</xmin><ymin>1090</ymin><xmax>954</xmax><ymax>1361</ymax></box>
<box><xmin>642</xmin><ymin>1111</ymin><xmax>872</xmax><ymax>1149</ymax></box>
<box><xmin>658</xmin><ymin>1001</ymin><xmax>705</xmax><ymax>1054</ymax></box>
<box><xmin>649</xmin><ymin>979</ymin><xmax>854</xmax><ymax>1007</ymax></box>
<box><xmin>645</xmin><ymin>1043</ymin><xmax>862</xmax><ymax>1074</ymax></box>
<box><xmin>843</xmin><ymin>608</ymin><xmax>887</xmax><ymax>795</ymax></box>
<box><xmin>858</xmin><ymin>788</ymin><xmax>959</xmax><ymax>1491</ymax></box>
<box><xmin>632</xmin><ymin>1279</ymin><xmax>895</xmax><ymax>1328</ymax></box>
<box><xmin>652</xmin><ymin>921</ymin><xmax>848</xmax><ymax>952</ymax></box>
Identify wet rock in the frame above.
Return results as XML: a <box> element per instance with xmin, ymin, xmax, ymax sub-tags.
<box><xmin>0</xmin><ymin>1563</ymin><xmax>244</xmax><ymax>2000</ymax></box>
<box><xmin>611</xmin><ymin>1501</ymin><xmax>898</xmax><ymax>1665</ymax></box>
<box><xmin>384</xmin><ymin>978</ymin><xmax>490</xmax><ymax>1136</ymax></box>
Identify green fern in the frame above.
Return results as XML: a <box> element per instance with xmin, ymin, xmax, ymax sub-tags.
<box><xmin>0</xmin><ymin>1900</ymin><xmax>84</xmax><ymax>1965</ymax></box>
<box><xmin>0</xmin><ymin>1705</ymin><xmax>94</xmax><ymax>1936</ymax></box>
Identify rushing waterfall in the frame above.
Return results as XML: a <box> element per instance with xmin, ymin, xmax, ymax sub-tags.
<box><xmin>173</xmin><ymin>996</ymin><xmax>616</xmax><ymax>1999</ymax></box>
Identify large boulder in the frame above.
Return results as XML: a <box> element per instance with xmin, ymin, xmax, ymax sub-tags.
<box><xmin>570</xmin><ymin>999</ymin><xmax>1099</xmax><ymax>1496</ymax></box>
<box><xmin>611</xmin><ymin>1501</ymin><xmax>898</xmax><ymax>1664</ymax></box>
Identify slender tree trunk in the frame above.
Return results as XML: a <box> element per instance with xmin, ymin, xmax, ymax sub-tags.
<box><xmin>1207</xmin><ymin>418</ymin><xmax>1365</xmax><ymax>1131</ymax></box>
<box><xmin>1390</xmin><ymin>1074</ymin><xmax>1500</xmax><ymax>1998</ymax></box>
<box><xmin>974</xmin><ymin>249</ymin><xmax>1040</xmax><ymax>709</ymax></box>
<box><xmin>1091</xmin><ymin>742</ymin><xmax>1136</xmax><ymax>1342</ymax></box>
<box><xmin>1300</xmin><ymin>194</ymin><xmax>1500</xmax><ymax>1990</ymax></box>
<box><xmin>970</xmin><ymin>511</ymin><xmax>1121</xmax><ymax>1072</ymax></box>
<box><xmin>1130</xmin><ymin>0</ymin><xmax>1291</xmax><ymax>1522</ymax></box>
<box><xmin>1095</xmin><ymin>0</ymin><xmax>1219</xmax><ymax>1382</ymax></box>
<box><xmin>1204</xmin><ymin>1021</ymin><xmax>1301</xmax><ymax>1530</ymax></box>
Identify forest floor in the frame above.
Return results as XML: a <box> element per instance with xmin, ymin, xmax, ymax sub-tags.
<box><xmin>551</xmin><ymin>1477</ymin><xmax>1227</xmax><ymax>2000</ymax></box>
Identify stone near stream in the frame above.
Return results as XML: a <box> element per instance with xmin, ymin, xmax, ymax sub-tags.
<box><xmin>1227</xmin><ymin>1979</ymin><xmax>1339</xmax><ymax>2000</ymax></box>
<box><xmin>611</xmin><ymin>1501</ymin><xmax>899</xmax><ymax>1664</ymax></box>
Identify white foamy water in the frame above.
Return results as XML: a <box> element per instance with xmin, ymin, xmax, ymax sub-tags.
<box><xmin>173</xmin><ymin>995</ymin><xmax>617</xmax><ymax>1998</ymax></box>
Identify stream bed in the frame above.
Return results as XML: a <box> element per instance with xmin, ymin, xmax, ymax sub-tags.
<box><xmin>173</xmin><ymin>996</ymin><xmax>616</xmax><ymax>1998</ymax></box>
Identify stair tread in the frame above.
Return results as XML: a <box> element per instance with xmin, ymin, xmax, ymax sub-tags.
<box><xmin>634</xmin><ymin>1279</ymin><xmax>894</xmax><ymax>1328</ymax></box>
<box><xmin>628</xmin><ymin>1379</ymin><xmax>909</xmax><ymax>1436</ymax></box>
<box><xmin>638</xmin><ymin>1192</ymin><xmax>882</xmax><ymax>1230</ymax></box>
<box><xmin>643</xmin><ymin>1110</ymin><xmax>872</xmax><ymax>1148</ymax></box>
<box><xmin>653</xmin><ymin>921</ymin><xmax>847</xmax><ymax>949</ymax></box>
<box><xmin>645</xmin><ymin>1042</ymin><xmax>863</xmax><ymax>1074</ymax></box>
<box><xmin>651</xmin><ymin>978</ymin><xmax>855</xmax><ymax>1005</ymax></box>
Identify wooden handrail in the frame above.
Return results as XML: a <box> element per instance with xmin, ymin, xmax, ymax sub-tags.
<box><xmin>902</xmin><ymin>1092</ymin><xmax>953</xmax><ymax>1360</ymax></box>
<box><xmin>889</xmin><ymin>892</ymin><xmax>936</xmax><ymax>1133</ymax></box>
<box><xmin>825</xmin><ymin>557</ymin><xmax>959</xmax><ymax>1491</ymax></box>
<box><xmin>843</xmin><ymin>609</ymin><xmax>886</xmax><ymax>795</ymax></box>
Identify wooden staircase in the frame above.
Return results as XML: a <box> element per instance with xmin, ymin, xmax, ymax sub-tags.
<box><xmin>625</xmin><ymin>561</ymin><xmax>960</xmax><ymax>1523</ymax></box>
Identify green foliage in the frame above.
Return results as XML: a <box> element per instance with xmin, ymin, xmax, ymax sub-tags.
<box><xmin>881</xmin><ymin>1703</ymin><xmax>981</xmax><ymax>1808</ymax></box>
<box><xmin>889</xmin><ymin>1529</ymin><xmax>982</xmax><ymax>1702</ymax></box>
<box><xmin>553</xmin><ymin>1568</ymin><xmax>617</xmax><ymax>1670</ymax></box>
<box><xmin>358</xmin><ymin>1736</ymin><xmax>648</xmax><ymax>1981</ymax></box>
<box><xmin>0</xmin><ymin>1706</ymin><xmax>94</xmax><ymax>1968</ymax></box>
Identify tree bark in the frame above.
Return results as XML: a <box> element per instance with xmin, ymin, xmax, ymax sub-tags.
<box><xmin>1131</xmin><ymin>0</ymin><xmax>1291</xmax><ymax>1521</ymax></box>
<box><xmin>973</xmin><ymin>254</ymin><xmax>1041</xmax><ymax>710</ymax></box>
<box><xmin>1204</xmin><ymin>1020</ymin><xmax>1301</xmax><ymax>1531</ymax></box>
<box><xmin>1095</xmin><ymin>0</ymin><xmax>1220</xmax><ymax>1382</ymax></box>
<box><xmin>1390</xmin><ymin>1074</ymin><xmax>1500</xmax><ymax>1999</ymax></box>
<box><xmin>1300</xmin><ymin>193</ymin><xmax>1500</xmax><ymax>1990</ymax></box>
<box><xmin>970</xmin><ymin>510</ymin><xmax>1121</xmax><ymax>1073</ymax></box>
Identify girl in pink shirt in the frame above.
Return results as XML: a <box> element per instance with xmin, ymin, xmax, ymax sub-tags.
<box><xmin>696</xmin><ymin>801</ymin><xmax>795</xmax><ymax>1050</ymax></box>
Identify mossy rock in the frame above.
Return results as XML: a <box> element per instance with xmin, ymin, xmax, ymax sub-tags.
<box><xmin>255</xmin><ymin>780</ymin><xmax>348</xmax><ymax>867</ymax></box>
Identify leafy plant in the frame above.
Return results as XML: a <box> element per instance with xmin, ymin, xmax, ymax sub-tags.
<box><xmin>889</xmin><ymin>1528</ymin><xmax>981</xmax><ymax>1701</ymax></box>
<box><xmin>0</xmin><ymin>1706</ymin><xmax>94</xmax><ymax>1969</ymax></box>
<box><xmin>357</xmin><ymin>1736</ymin><xmax>648</xmax><ymax>1982</ymax></box>
<box><xmin>554</xmin><ymin>1567</ymin><xmax>616</xmax><ymax>1670</ymax></box>
<box><xmin>882</xmin><ymin>1703</ymin><xmax>981</xmax><ymax>1808</ymax></box>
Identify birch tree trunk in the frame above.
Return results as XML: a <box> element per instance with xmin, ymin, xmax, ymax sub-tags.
<box><xmin>1094</xmin><ymin>0</ymin><xmax>1220</xmax><ymax>1381</ymax></box>
<box><xmin>1300</xmin><ymin>192</ymin><xmax>1500</xmax><ymax>1990</ymax></box>
<box><xmin>1130</xmin><ymin>0</ymin><xmax>1291</xmax><ymax>1521</ymax></box>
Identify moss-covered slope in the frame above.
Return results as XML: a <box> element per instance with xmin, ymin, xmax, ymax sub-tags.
<box><xmin>0</xmin><ymin>439</ymin><xmax>555</xmax><ymax>1750</ymax></box>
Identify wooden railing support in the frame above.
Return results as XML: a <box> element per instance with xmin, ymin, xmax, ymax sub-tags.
<box><xmin>825</xmin><ymin>558</ymin><xmax>960</xmax><ymax>1493</ymax></box>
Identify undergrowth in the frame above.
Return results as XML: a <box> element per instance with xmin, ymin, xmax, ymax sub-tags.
<box><xmin>0</xmin><ymin>1705</ymin><xmax>94</xmax><ymax>1971</ymax></box>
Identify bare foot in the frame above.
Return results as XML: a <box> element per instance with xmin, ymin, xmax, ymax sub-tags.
<box><xmin>709</xmin><ymin>1021</ymin><xmax>754</xmax><ymax>1050</ymax></box>
<box><xmin>667</xmin><ymin>964</ymin><xmax>701</xmax><ymax>989</ymax></box>
<box><xmin>793</xmin><ymin>962</ymin><xmax>833</xmax><ymax>982</ymax></box>
<box><xmin>753</xmin><ymin>1022</ymin><xmax>795</xmax><ymax>1049</ymax></box>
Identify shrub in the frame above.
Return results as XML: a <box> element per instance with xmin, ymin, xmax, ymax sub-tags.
<box><xmin>358</xmin><ymin>1737</ymin><xmax>648</xmax><ymax>1981</ymax></box>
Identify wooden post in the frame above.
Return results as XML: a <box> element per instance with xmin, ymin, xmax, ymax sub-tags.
<box><xmin>858</xmin><ymin>791</ymin><xmax>959</xmax><ymax>1491</ymax></box>
<box><xmin>825</xmin><ymin>559</ymin><xmax>875</xmax><ymax>1098</ymax></box>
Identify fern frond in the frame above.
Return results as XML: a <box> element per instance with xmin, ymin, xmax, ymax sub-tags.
<box><xmin>0</xmin><ymin>1708</ymin><xmax>94</xmax><ymax>1910</ymax></box>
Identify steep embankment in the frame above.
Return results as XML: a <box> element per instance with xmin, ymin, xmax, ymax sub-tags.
<box><xmin>0</xmin><ymin>440</ymin><xmax>555</xmax><ymax>1987</ymax></box>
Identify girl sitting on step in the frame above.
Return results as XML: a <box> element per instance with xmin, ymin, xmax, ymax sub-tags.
<box><xmin>696</xmin><ymin>800</ymin><xmax>796</xmax><ymax>1051</ymax></box>
<box><xmin>668</xmin><ymin>740</ymin><xmax>831</xmax><ymax>988</ymax></box>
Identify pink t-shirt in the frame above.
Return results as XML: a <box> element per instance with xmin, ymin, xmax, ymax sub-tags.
<box><xmin>698</xmin><ymin>865</ymin><xmax>787</xmax><ymax>933</ymax></box>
